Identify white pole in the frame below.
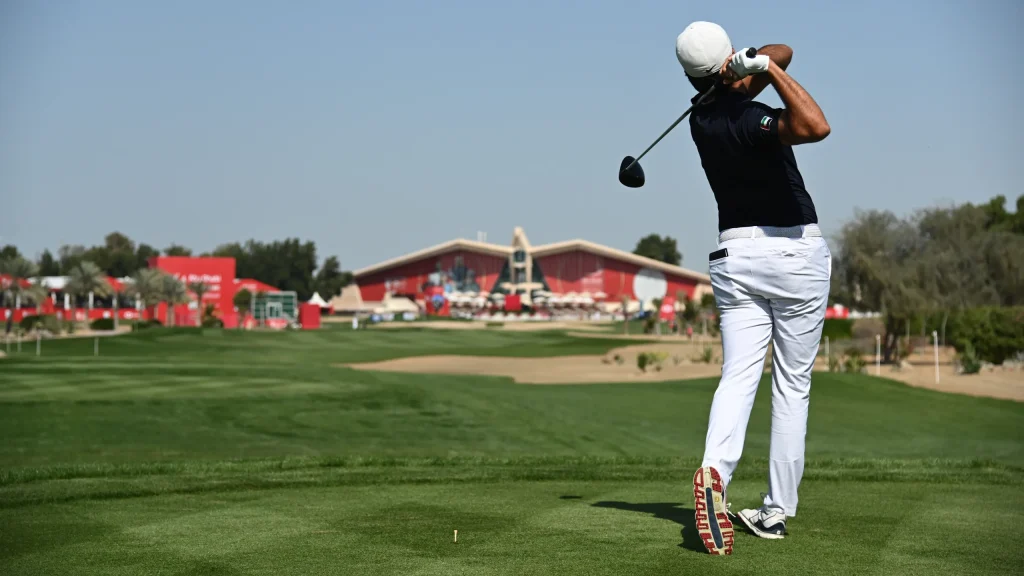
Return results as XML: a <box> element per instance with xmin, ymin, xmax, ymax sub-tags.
<box><xmin>36</xmin><ymin>333</ymin><xmax>40</xmax><ymax>356</ymax></box>
<box><xmin>933</xmin><ymin>330</ymin><xmax>939</xmax><ymax>384</ymax></box>
<box><xmin>875</xmin><ymin>334</ymin><xmax>881</xmax><ymax>375</ymax></box>
<box><xmin>94</xmin><ymin>337</ymin><xmax>98</xmax><ymax>357</ymax></box>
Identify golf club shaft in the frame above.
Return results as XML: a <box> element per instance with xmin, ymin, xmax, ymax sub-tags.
<box><xmin>623</xmin><ymin>47</ymin><xmax>758</xmax><ymax>172</ymax></box>
<box><xmin>623</xmin><ymin>84</ymin><xmax>716</xmax><ymax>172</ymax></box>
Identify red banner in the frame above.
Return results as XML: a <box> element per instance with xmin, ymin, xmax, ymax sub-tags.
<box><xmin>505</xmin><ymin>294</ymin><xmax>522</xmax><ymax>312</ymax></box>
<box><xmin>659</xmin><ymin>296</ymin><xmax>677</xmax><ymax>321</ymax></box>
<box><xmin>423</xmin><ymin>286</ymin><xmax>450</xmax><ymax>316</ymax></box>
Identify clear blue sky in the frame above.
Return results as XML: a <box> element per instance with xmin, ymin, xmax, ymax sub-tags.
<box><xmin>2</xmin><ymin>0</ymin><xmax>1021</xmax><ymax>272</ymax></box>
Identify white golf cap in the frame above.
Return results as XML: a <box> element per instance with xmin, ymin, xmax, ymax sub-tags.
<box><xmin>676</xmin><ymin>21</ymin><xmax>733</xmax><ymax>77</ymax></box>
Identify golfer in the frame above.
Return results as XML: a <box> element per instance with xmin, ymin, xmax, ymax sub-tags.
<box><xmin>675</xmin><ymin>21</ymin><xmax>832</xmax><ymax>555</ymax></box>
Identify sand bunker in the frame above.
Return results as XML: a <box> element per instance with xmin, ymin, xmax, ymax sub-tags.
<box><xmin>346</xmin><ymin>342</ymin><xmax>724</xmax><ymax>384</ymax></box>
<box><xmin>346</xmin><ymin>340</ymin><xmax>1023</xmax><ymax>401</ymax></box>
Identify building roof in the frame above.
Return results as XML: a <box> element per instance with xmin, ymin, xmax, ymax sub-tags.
<box><xmin>330</xmin><ymin>284</ymin><xmax>367</xmax><ymax>312</ymax></box>
<box><xmin>531</xmin><ymin>239</ymin><xmax>710</xmax><ymax>283</ymax></box>
<box><xmin>353</xmin><ymin>235</ymin><xmax>710</xmax><ymax>284</ymax></box>
<box><xmin>354</xmin><ymin>239</ymin><xmax>512</xmax><ymax>277</ymax></box>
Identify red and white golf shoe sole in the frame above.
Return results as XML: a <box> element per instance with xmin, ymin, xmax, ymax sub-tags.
<box><xmin>693</xmin><ymin>466</ymin><xmax>734</xmax><ymax>555</ymax></box>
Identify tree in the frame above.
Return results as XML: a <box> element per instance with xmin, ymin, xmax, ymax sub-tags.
<box><xmin>128</xmin><ymin>268</ymin><xmax>164</xmax><ymax>320</ymax></box>
<box><xmin>632</xmin><ymin>234</ymin><xmax>682</xmax><ymax>266</ymax></box>
<box><xmin>164</xmin><ymin>244</ymin><xmax>192</xmax><ymax>257</ymax></box>
<box><xmin>37</xmin><ymin>250</ymin><xmax>60</xmax><ymax>276</ymax></box>
<box><xmin>65</xmin><ymin>261</ymin><xmax>114</xmax><ymax>328</ymax></box>
<box><xmin>233</xmin><ymin>289</ymin><xmax>252</xmax><ymax>328</ymax></box>
<box><xmin>187</xmin><ymin>282</ymin><xmax>209</xmax><ymax>326</ymax></box>
<box><xmin>58</xmin><ymin>245</ymin><xmax>87</xmax><ymax>274</ymax></box>
<box><xmin>0</xmin><ymin>245</ymin><xmax>20</xmax><ymax>260</ymax></box>
<box><xmin>160</xmin><ymin>274</ymin><xmax>189</xmax><ymax>326</ymax></box>
<box><xmin>135</xmin><ymin>243</ymin><xmax>159</xmax><ymax>271</ymax></box>
<box><xmin>0</xmin><ymin>257</ymin><xmax>46</xmax><ymax>310</ymax></box>
<box><xmin>313</xmin><ymin>256</ymin><xmax>346</xmax><ymax>298</ymax></box>
<box><xmin>213</xmin><ymin>238</ymin><xmax>318</xmax><ymax>300</ymax></box>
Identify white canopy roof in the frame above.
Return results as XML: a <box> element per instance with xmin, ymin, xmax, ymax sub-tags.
<box><xmin>308</xmin><ymin>292</ymin><xmax>330</xmax><ymax>307</ymax></box>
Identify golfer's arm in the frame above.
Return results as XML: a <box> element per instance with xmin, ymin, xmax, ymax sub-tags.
<box><xmin>738</xmin><ymin>44</ymin><xmax>792</xmax><ymax>99</ymax></box>
<box><xmin>769</xmin><ymin>65</ymin><xmax>831</xmax><ymax>145</ymax></box>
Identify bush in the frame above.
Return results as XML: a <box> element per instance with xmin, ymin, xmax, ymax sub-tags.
<box><xmin>693</xmin><ymin>345</ymin><xmax>715</xmax><ymax>364</ymax></box>
<box><xmin>821</xmin><ymin>319</ymin><xmax>854</xmax><ymax>341</ymax></box>
<box><xmin>201</xmin><ymin>317</ymin><xmax>224</xmax><ymax>329</ymax></box>
<box><xmin>843</xmin><ymin>349</ymin><xmax>866</xmax><ymax>373</ymax></box>
<box><xmin>90</xmin><ymin>318</ymin><xmax>115</xmax><ymax>331</ymax></box>
<box><xmin>827</xmin><ymin>354</ymin><xmax>841</xmax><ymax>373</ymax></box>
<box><xmin>132</xmin><ymin>319</ymin><xmax>163</xmax><ymax>332</ymax></box>
<box><xmin>19</xmin><ymin>314</ymin><xmax>59</xmax><ymax>334</ymax></box>
<box><xmin>957</xmin><ymin>341</ymin><xmax>982</xmax><ymax>375</ymax></box>
<box><xmin>947</xmin><ymin>307</ymin><xmax>1024</xmax><ymax>365</ymax></box>
<box><xmin>485</xmin><ymin>322</ymin><xmax>504</xmax><ymax>328</ymax></box>
<box><xmin>637</xmin><ymin>351</ymin><xmax>668</xmax><ymax>372</ymax></box>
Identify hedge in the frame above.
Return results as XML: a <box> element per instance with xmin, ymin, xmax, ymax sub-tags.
<box><xmin>946</xmin><ymin>307</ymin><xmax>1024</xmax><ymax>365</ymax></box>
<box><xmin>821</xmin><ymin>319</ymin><xmax>853</xmax><ymax>341</ymax></box>
<box><xmin>19</xmin><ymin>314</ymin><xmax>60</xmax><ymax>333</ymax></box>
<box><xmin>90</xmin><ymin>318</ymin><xmax>115</xmax><ymax>331</ymax></box>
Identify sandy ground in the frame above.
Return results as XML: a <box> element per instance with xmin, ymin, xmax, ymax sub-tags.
<box><xmin>367</xmin><ymin>320</ymin><xmax>613</xmax><ymax>332</ymax></box>
<box><xmin>347</xmin><ymin>341</ymin><xmax>727</xmax><ymax>384</ymax></box>
<box><xmin>346</xmin><ymin>341</ymin><xmax>1023</xmax><ymax>401</ymax></box>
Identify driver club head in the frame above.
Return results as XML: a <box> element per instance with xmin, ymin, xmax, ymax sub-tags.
<box><xmin>618</xmin><ymin>156</ymin><xmax>645</xmax><ymax>188</ymax></box>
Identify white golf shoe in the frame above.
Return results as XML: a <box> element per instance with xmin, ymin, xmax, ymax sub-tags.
<box><xmin>737</xmin><ymin>507</ymin><xmax>788</xmax><ymax>539</ymax></box>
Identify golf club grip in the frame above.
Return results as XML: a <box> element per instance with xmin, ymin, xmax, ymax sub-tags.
<box><xmin>746</xmin><ymin>47</ymin><xmax>758</xmax><ymax>58</ymax></box>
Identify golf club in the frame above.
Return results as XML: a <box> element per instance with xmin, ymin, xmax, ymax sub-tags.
<box><xmin>619</xmin><ymin>47</ymin><xmax>758</xmax><ymax>188</ymax></box>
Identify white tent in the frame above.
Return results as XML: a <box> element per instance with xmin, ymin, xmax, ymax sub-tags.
<box><xmin>308</xmin><ymin>292</ymin><xmax>330</xmax><ymax>307</ymax></box>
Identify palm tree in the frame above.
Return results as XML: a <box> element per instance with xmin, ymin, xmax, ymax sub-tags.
<box><xmin>160</xmin><ymin>273</ymin><xmax>189</xmax><ymax>326</ymax></box>
<box><xmin>0</xmin><ymin>257</ymin><xmax>46</xmax><ymax>308</ymax></box>
<box><xmin>128</xmin><ymin>268</ymin><xmax>164</xmax><ymax>324</ymax></box>
<box><xmin>65</xmin><ymin>262</ymin><xmax>113</xmax><ymax>330</ymax></box>
<box><xmin>188</xmin><ymin>282</ymin><xmax>209</xmax><ymax>327</ymax></box>
<box><xmin>1</xmin><ymin>257</ymin><xmax>47</xmax><ymax>335</ymax></box>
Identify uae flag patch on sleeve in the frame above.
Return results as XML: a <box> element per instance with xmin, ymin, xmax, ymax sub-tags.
<box><xmin>760</xmin><ymin>116</ymin><xmax>773</xmax><ymax>131</ymax></box>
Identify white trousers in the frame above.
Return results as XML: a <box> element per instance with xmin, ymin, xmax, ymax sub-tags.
<box><xmin>701</xmin><ymin>228</ymin><xmax>831</xmax><ymax>517</ymax></box>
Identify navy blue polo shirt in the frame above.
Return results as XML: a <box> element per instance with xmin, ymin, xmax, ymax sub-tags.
<box><xmin>688</xmin><ymin>89</ymin><xmax>818</xmax><ymax>231</ymax></box>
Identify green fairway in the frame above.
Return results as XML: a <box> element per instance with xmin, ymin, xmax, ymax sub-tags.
<box><xmin>1</xmin><ymin>328</ymin><xmax>1022</xmax><ymax>574</ymax></box>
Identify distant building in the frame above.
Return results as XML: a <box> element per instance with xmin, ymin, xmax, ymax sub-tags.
<box><xmin>354</xmin><ymin>227</ymin><xmax>712</xmax><ymax>316</ymax></box>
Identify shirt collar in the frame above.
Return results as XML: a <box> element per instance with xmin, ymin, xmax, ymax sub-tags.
<box><xmin>691</xmin><ymin>87</ymin><xmax>748</xmax><ymax>108</ymax></box>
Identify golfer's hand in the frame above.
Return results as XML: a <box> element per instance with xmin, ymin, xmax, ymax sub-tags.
<box><xmin>723</xmin><ymin>48</ymin><xmax>770</xmax><ymax>80</ymax></box>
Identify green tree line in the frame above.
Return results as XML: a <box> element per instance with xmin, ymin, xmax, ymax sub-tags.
<box><xmin>0</xmin><ymin>232</ymin><xmax>353</xmax><ymax>302</ymax></box>
<box><xmin>831</xmin><ymin>194</ymin><xmax>1024</xmax><ymax>362</ymax></box>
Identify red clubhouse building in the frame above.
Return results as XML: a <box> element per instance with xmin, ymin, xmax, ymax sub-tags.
<box><xmin>353</xmin><ymin>227</ymin><xmax>713</xmax><ymax>318</ymax></box>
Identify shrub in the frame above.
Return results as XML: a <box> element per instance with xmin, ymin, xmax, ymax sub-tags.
<box><xmin>90</xmin><ymin>318</ymin><xmax>115</xmax><ymax>331</ymax></box>
<box><xmin>20</xmin><ymin>314</ymin><xmax>60</xmax><ymax>334</ymax></box>
<box><xmin>693</xmin><ymin>345</ymin><xmax>715</xmax><ymax>364</ymax></box>
<box><xmin>946</xmin><ymin>307</ymin><xmax>1024</xmax><ymax>365</ymax></box>
<box><xmin>201</xmin><ymin>317</ymin><xmax>224</xmax><ymax>329</ymax></box>
<box><xmin>827</xmin><ymin>354</ymin><xmax>841</xmax><ymax>373</ymax></box>
<box><xmin>843</xmin><ymin>349</ymin><xmax>866</xmax><ymax>373</ymax></box>
<box><xmin>957</xmin><ymin>341</ymin><xmax>982</xmax><ymax>375</ymax></box>
<box><xmin>485</xmin><ymin>322</ymin><xmax>504</xmax><ymax>328</ymax></box>
<box><xmin>637</xmin><ymin>351</ymin><xmax>668</xmax><ymax>372</ymax></box>
<box><xmin>132</xmin><ymin>319</ymin><xmax>163</xmax><ymax>332</ymax></box>
<box><xmin>821</xmin><ymin>319</ymin><xmax>854</xmax><ymax>341</ymax></box>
